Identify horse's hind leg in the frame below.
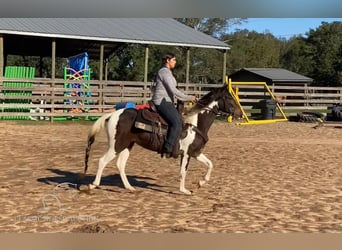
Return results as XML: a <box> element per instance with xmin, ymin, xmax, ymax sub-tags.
<box><xmin>89</xmin><ymin>149</ymin><xmax>116</xmax><ymax>189</ymax></box>
<box><xmin>116</xmin><ymin>147</ymin><xmax>135</xmax><ymax>191</ymax></box>
<box><xmin>196</xmin><ymin>153</ymin><xmax>213</xmax><ymax>187</ymax></box>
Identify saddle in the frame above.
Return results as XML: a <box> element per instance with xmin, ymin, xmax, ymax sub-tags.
<box><xmin>134</xmin><ymin>101</ymin><xmax>168</xmax><ymax>135</ymax></box>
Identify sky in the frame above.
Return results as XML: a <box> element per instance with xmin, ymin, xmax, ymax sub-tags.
<box><xmin>229</xmin><ymin>18</ymin><xmax>342</xmax><ymax>39</ymax></box>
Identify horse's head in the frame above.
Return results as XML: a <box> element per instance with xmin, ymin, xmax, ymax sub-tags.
<box><xmin>185</xmin><ymin>84</ymin><xmax>242</xmax><ymax>121</ymax></box>
<box><xmin>216</xmin><ymin>85</ymin><xmax>243</xmax><ymax>120</ymax></box>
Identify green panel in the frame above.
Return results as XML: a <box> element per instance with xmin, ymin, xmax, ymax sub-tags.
<box><xmin>1</xmin><ymin>66</ymin><xmax>34</xmax><ymax>120</ymax></box>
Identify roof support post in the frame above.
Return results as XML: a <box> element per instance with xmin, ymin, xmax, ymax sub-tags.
<box><xmin>185</xmin><ymin>47</ymin><xmax>190</xmax><ymax>85</ymax></box>
<box><xmin>143</xmin><ymin>45</ymin><xmax>149</xmax><ymax>104</ymax></box>
<box><xmin>100</xmin><ymin>44</ymin><xmax>104</xmax><ymax>81</ymax></box>
<box><xmin>0</xmin><ymin>36</ymin><xmax>3</xmax><ymax>78</ymax></box>
<box><xmin>51</xmin><ymin>40</ymin><xmax>56</xmax><ymax>79</ymax></box>
<box><xmin>185</xmin><ymin>47</ymin><xmax>191</xmax><ymax>93</ymax></box>
<box><xmin>99</xmin><ymin>43</ymin><xmax>104</xmax><ymax>111</ymax></box>
<box><xmin>105</xmin><ymin>59</ymin><xmax>108</xmax><ymax>81</ymax></box>
<box><xmin>51</xmin><ymin>39</ymin><xmax>56</xmax><ymax>123</ymax></box>
<box><xmin>222</xmin><ymin>49</ymin><xmax>227</xmax><ymax>84</ymax></box>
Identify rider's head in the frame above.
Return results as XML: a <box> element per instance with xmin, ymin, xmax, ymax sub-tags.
<box><xmin>162</xmin><ymin>53</ymin><xmax>176</xmax><ymax>70</ymax></box>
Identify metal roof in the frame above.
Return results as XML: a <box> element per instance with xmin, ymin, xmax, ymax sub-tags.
<box><xmin>241</xmin><ymin>68</ymin><xmax>313</xmax><ymax>82</ymax></box>
<box><xmin>0</xmin><ymin>18</ymin><xmax>229</xmax><ymax>50</ymax></box>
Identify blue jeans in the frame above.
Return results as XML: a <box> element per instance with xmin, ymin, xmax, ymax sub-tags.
<box><xmin>155</xmin><ymin>98</ymin><xmax>181</xmax><ymax>152</ymax></box>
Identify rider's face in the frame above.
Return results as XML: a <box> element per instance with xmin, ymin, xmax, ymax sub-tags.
<box><xmin>166</xmin><ymin>57</ymin><xmax>176</xmax><ymax>69</ymax></box>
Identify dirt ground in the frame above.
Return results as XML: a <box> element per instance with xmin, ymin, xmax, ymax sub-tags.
<box><xmin>1</xmin><ymin>119</ymin><xmax>342</xmax><ymax>233</ymax></box>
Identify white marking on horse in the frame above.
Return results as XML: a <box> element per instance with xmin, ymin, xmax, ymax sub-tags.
<box><xmin>178</xmin><ymin>101</ymin><xmax>218</xmax><ymax>194</ymax></box>
<box><xmin>200</xmin><ymin>101</ymin><xmax>218</xmax><ymax>114</ymax></box>
<box><xmin>89</xmin><ymin>109</ymin><xmax>124</xmax><ymax>189</ymax></box>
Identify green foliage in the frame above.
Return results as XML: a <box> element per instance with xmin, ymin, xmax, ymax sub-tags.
<box><xmin>280</xmin><ymin>21</ymin><xmax>342</xmax><ymax>86</ymax></box>
<box><xmin>6</xmin><ymin>55</ymin><xmax>67</xmax><ymax>78</ymax></box>
<box><xmin>222</xmin><ymin>30</ymin><xmax>282</xmax><ymax>74</ymax></box>
<box><xmin>176</xmin><ymin>18</ymin><xmax>246</xmax><ymax>38</ymax></box>
<box><xmin>306</xmin><ymin>22</ymin><xmax>342</xmax><ymax>86</ymax></box>
<box><xmin>175</xmin><ymin>18</ymin><xmax>247</xmax><ymax>83</ymax></box>
<box><xmin>280</xmin><ymin>36</ymin><xmax>313</xmax><ymax>75</ymax></box>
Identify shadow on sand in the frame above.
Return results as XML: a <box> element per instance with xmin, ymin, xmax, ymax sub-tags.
<box><xmin>37</xmin><ymin>168</ymin><xmax>177</xmax><ymax>194</ymax></box>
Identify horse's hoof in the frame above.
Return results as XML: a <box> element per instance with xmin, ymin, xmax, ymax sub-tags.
<box><xmin>78</xmin><ymin>185</ymin><xmax>92</xmax><ymax>194</ymax></box>
<box><xmin>126</xmin><ymin>186</ymin><xmax>136</xmax><ymax>192</ymax></box>
<box><xmin>199</xmin><ymin>180</ymin><xmax>206</xmax><ymax>187</ymax></box>
<box><xmin>88</xmin><ymin>184</ymin><xmax>97</xmax><ymax>190</ymax></box>
<box><xmin>78</xmin><ymin>184</ymin><xmax>90</xmax><ymax>191</ymax></box>
<box><xmin>180</xmin><ymin>189</ymin><xmax>192</xmax><ymax>195</ymax></box>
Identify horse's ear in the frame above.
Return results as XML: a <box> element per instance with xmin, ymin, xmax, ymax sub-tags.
<box><xmin>221</xmin><ymin>84</ymin><xmax>229</xmax><ymax>93</ymax></box>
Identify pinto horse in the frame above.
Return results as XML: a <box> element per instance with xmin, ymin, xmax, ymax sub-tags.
<box><xmin>82</xmin><ymin>84</ymin><xmax>241</xmax><ymax>195</ymax></box>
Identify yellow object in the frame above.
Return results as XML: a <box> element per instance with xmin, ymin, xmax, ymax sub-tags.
<box><xmin>227</xmin><ymin>115</ymin><xmax>233</xmax><ymax>123</ymax></box>
<box><xmin>225</xmin><ymin>76</ymin><xmax>288</xmax><ymax>125</ymax></box>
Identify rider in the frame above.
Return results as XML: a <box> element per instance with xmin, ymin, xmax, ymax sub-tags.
<box><xmin>152</xmin><ymin>52</ymin><xmax>197</xmax><ymax>158</ymax></box>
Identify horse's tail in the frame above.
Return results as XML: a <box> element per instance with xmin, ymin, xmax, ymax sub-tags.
<box><xmin>81</xmin><ymin>112</ymin><xmax>114</xmax><ymax>179</ymax></box>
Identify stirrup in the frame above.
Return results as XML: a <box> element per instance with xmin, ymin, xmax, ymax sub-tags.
<box><xmin>161</xmin><ymin>150</ymin><xmax>172</xmax><ymax>159</ymax></box>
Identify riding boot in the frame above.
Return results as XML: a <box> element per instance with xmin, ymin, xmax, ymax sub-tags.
<box><xmin>171</xmin><ymin>141</ymin><xmax>183</xmax><ymax>159</ymax></box>
<box><xmin>161</xmin><ymin>143</ymin><xmax>172</xmax><ymax>159</ymax></box>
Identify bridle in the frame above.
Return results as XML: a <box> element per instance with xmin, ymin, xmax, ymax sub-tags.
<box><xmin>195</xmin><ymin>98</ymin><xmax>233</xmax><ymax>117</ymax></box>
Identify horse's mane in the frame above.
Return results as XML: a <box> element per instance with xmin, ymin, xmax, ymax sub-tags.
<box><xmin>185</xmin><ymin>85</ymin><xmax>226</xmax><ymax>117</ymax></box>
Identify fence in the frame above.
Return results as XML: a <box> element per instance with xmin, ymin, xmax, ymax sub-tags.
<box><xmin>233</xmin><ymin>83</ymin><xmax>342</xmax><ymax>116</ymax></box>
<box><xmin>1</xmin><ymin>78</ymin><xmax>342</xmax><ymax>121</ymax></box>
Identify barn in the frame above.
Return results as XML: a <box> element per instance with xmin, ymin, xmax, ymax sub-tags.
<box><xmin>229</xmin><ymin>68</ymin><xmax>313</xmax><ymax>86</ymax></box>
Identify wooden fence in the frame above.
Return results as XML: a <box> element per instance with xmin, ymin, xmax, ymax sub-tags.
<box><xmin>1</xmin><ymin>78</ymin><xmax>342</xmax><ymax>121</ymax></box>
<box><xmin>233</xmin><ymin>83</ymin><xmax>342</xmax><ymax>116</ymax></box>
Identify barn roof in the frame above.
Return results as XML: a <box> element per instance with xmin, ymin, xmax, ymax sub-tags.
<box><xmin>237</xmin><ymin>68</ymin><xmax>313</xmax><ymax>82</ymax></box>
<box><xmin>0</xmin><ymin>18</ymin><xmax>229</xmax><ymax>59</ymax></box>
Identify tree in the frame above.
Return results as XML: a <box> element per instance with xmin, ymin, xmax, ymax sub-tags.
<box><xmin>222</xmin><ymin>30</ymin><xmax>282</xmax><ymax>74</ymax></box>
<box><xmin>280</xmin><ymin>36</ymin><xmax>314</xmax><ymax>76</ymax></box>
<box><xmin>280</xmin><ymin>21</ymin><xmax>342</xmax><ymax>86</ymax></box>
<box><xmin>175</xmin><ymin>18</ymin><xmax>246</xmax><ymax>83</ymax></box>
<box><xmin>176</xmin><ymin>18</ymin><xmax>246</xmax><ymax>38</ymax></box>
<box><xmin>307</xmin><ymin>21</ymin><xmax>342</xmax><ymax>86</ymax></box>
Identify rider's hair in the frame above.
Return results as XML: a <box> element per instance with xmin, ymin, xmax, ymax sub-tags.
<box><xmin>162</xmin><ymin>53</ymin><xmax>176</xmax><ymax>65</ymax></box>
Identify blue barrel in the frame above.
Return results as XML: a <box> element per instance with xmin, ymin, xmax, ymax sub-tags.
<box><xmin>116</xmin><ymin>102</ymin><xmax>136</xmax><ymax>110</ymax></box>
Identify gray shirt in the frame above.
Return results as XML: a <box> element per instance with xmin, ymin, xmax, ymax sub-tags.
<box><xmin>152</xmin><ymin>67</ymin><xmax>193</xmax><ymax>105</ymax></box>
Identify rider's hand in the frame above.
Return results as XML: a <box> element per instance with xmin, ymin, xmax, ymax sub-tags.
<box><xmin>191</xmin><ymin>96</ymin><xmax>197</xmax><ymax>103</ymax></box>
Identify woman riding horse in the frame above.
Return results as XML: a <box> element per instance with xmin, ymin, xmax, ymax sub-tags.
<box><xmin>152</xmin><ymin>53</ymin><xmax>196</xmax><ymax>158</ymax></box>
<box><xmin>82</xmin><ymin>84</ymin><xmax>241</xmax><ymax>195</ymax></box>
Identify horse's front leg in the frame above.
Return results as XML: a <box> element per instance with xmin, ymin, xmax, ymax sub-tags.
<box><xmin>196</xmin><ymin>153</ymin><xmax>213</xmax><ymax>187</ymax></box>
<box><xmin>179</xmin><ymin>154</ymin><xmax>192</xmax><ymax>195</ymax></box>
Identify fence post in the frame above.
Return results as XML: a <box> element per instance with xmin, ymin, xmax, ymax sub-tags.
<box><xmin>304</xmin><ymin>83</ymin><xmax>308</xmax><ymax>106</ymax></box>
<box><xmin>0</xmin><ymin>36</ymin><xmax>3</xmax><ymax>79</ymax></box>
<box><xmin>222</xmin><ymin>49</ymin><xmax>227</xmax><ymax>85</ymax></box>
<box><xmin>143</xmin><ymin>46</ymin><xmax>149</xmax><ymax>104</ymax></box>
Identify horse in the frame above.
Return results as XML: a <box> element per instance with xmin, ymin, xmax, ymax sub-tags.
<box><xmin>82</xmin><ymin>84</ymin><xmax>241</xmax><ymax>195</ymax></box>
